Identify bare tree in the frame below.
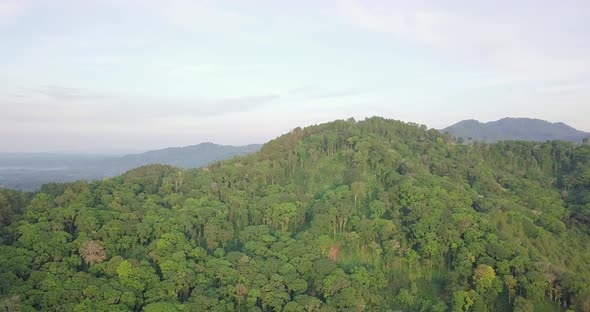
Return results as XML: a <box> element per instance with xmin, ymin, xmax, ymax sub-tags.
<box><xmin>79</xmin><ymin>240</ymin><xmax>107</xmax><ymax>266</ymax></box>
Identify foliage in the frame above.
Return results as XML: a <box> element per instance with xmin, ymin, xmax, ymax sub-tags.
<box><xmin>1</xmin><ymin>117</ymin><xmax>589</xmax><ymax>311</ymax></box>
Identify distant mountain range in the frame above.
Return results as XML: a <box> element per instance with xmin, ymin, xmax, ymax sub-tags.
<box><xmin>3</xmin><ymin>117</ymin><xmax>589</xmax><ymax>191</ymax></box>
<box><xmin>442</xmin><ymin>118</ymin><xmax>590</xmax><ymax>143</ymax></box>
<box><xmin>115</xmin><ymin>142</ymin><xmax>261</xmax><ymax>169</ymax></box>
<box><xmin>0</xmin><ymin>143</ymin><xmax>262</xmax><ymax>191</ymax></box>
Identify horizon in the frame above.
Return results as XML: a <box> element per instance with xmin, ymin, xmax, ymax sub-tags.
<box><xmin>2</xmin><ymin>0</ymin><xmax>589</xmax><ymax>153</ymax></box>
<box><xmin>0</xmin><ymin>115</ymin><xmax>588</xmax><ymax>154</ymax></box>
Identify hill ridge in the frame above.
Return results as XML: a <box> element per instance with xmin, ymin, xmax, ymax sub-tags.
<box><xmin>1</xmin><ymin>116</ymin><xmax>590</xmax><ymax>311</ymax></box>
<box><xmin>0</xmin><ymin>142</ymin><xmax>262</xmax><ymax>190</ymax></box>
<box><xmin>442</xmin><ymin>117</ymin><xmax>590</xmax><ymax>143</ymax></box>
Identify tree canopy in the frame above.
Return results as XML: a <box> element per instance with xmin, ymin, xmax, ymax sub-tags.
<box><xmin>1</xmin><ymin>117</ymin><xmax>590</xmax><ymax>311</ymax></box>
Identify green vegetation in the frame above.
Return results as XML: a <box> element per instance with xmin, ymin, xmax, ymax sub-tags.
<box><xmin>1</xmin><ymin>117</ymin><xmax>590</xmax><ymax>311</ymax></box>
<box><xmin>0</xmin><ymin>143</ymin><xmax>261</xmax><ymax>191</ymax></box>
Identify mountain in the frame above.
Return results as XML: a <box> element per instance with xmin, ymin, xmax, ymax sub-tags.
<box><xmin>1</xmin><ymin>117</ymin><xmax>589</xmax><ymax>311</ymax></box>
<box><xmin>442</xmin><ymin>117</ymin><xmax>590</xmax><ymax>143</ymax></box>
<box><xmin>115</xmin><ymin>142</ymin><xmax>262</xmax><ymax>169</ymax></box>
<box><xmin>0</xmin><ymin>143</ymin><xmax>262</xmax><ymax>191</ymax></box>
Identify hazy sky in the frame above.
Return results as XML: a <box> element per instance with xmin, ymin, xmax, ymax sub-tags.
<box><xmin>1</xmin><ymin>0</ymin><xmax>589</xmax><ymax>153</ymax></box>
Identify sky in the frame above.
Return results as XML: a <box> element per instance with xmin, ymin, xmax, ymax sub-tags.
<box><xmin>1</xmin><ymin>0</ymin><xmax>589</xmax><ymax>153</ymax></box>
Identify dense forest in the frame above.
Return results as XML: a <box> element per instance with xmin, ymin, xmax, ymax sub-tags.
<box><xmin>1</xmin><ymin>117</ymin><xmax>590</xmax><ymax>311</ymax></box>
<box><xmin>0</xmin><ymin>143</ymin><xmax>261</xmax><ymax>191</ymax></box>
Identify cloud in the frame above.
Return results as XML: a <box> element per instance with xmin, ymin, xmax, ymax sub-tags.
<box><xmin>36</xmin><ymin>85</ymin><xmax>114</xmax><ymax>102</ymax></box>
<box><xmin>336</xmin><ymin>0</ymin><xmax>440</xmax><ymax>43</ymax></box>
<box><xmin>2</xmin><ymin>85</ymin><xmax>279</xmax><ymax>125</ymax></box>
<box><xmin>288</xmin><ymin>86</ymin><xmax>362</xmax><ymax>100</ymax></box>
<box><xmin>188</xmin><ymin>94</ymin><xmax>280</xmax><ymax>116</ymax></box>
<box><xmin>0</xmin><ymin>0</ymin><xmax>254</xmax><ymax>34</ymax></box>
<box><xmin>336</xmin><ymin>0</ymin><xmax>590</xmax><ymax>83</ymax></box>
<box><xmin>0</xmin><ymin>0</ymin><xmax>34</xmax><ymax>25</ymax></box>
<box><xmin>163</xmin><ymin>63</ymin><xmax>265</xmax><ymax>77</ymax></box>
<box><xmin>104</xmin><ymin>0</ymin><xmax>254</xmax><ymax>33</ymax></box>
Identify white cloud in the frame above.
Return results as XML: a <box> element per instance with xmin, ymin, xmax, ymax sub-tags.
<box><xmin>162</xmin><ymin>63</ymin><xmax>265</xmax><ymax>77</ymax></box>
<box><xmin>2</xmin><ymin>85</ymin><xmax>279</xmax><ymax>126</ymax></box>
<box><xmin>336</xmin><ymin>0</ymin><xmax>590</xmax><ymax>83</ymax></box>
<box><xmin>288</xmin><ymin>86</ymin><xmax>363</xmax><ymax>101</ymax></box>
<box><xmin>0</xmin><ymin>0</ymin><xmax>34</xmax><ymax>25</ymax></box>
<box><xmin>336</xmin><ymin>0</ymin><xmax>442</xmax><ymax>44</ymax></box>
<box><xmin>103</xmin><ymin>0</ymin><xmax>254</xmax><ymax>33</ymax></box>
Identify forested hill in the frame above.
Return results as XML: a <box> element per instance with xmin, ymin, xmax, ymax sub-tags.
<box><xmin>442</xmin><ymin>117</ymin><xmax>590</xmax><ymax>143</ymax></box>
<box><xmin>0</xmin><ymin>143</ymin><xmax>262</xmax><ymax>191</ymax></box>
<box><xmin>1</xmin><ymin>117</ymin><xmax>590</xmax><ymax>311</ymax></box>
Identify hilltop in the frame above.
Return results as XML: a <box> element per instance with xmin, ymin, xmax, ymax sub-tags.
<box><xmin>442</xmin><ymin>117</ymin><xmax>590</xmax><ymax>143</ymax></box>
<box><xmin>1</xmin><ymin>117</ymin><xmax>589</xmax><ymax>311</ymax></box>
